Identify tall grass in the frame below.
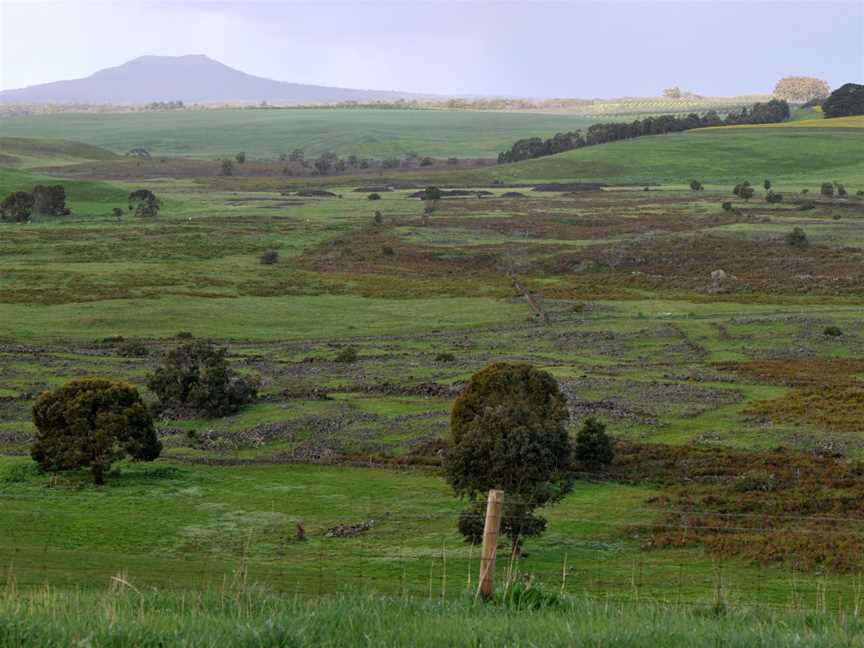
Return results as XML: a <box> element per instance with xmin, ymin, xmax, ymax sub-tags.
<box><xmin>2</xmin><ymin>583</ymin><xmax>864</xmax><ymax>647</ymax></box>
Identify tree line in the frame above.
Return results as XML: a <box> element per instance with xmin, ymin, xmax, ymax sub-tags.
<box><xmin>497</xmin><ymin>99</ymin><xmax>791</xmax><ymax>164</ymax></box>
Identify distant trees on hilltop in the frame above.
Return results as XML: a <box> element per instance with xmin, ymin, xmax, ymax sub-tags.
<box><xmin>822</xmin><ymin>83</ymin><xmax>864</xmax><ymax>118</ymax></box>
<box><xmin>497</xmin><ymin>99</ymin><xmax>790</xmax><ymax>164</ymax></box>
<box><xmin>773</xmin><ymin>76</ymin><xmax>830</xmax><ymax>103</ymax></box>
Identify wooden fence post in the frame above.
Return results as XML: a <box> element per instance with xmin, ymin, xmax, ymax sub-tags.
<box><xmin>477</xmin><ymin>489</ymin><xmax>504</xmax><ymax>599</ymax></box>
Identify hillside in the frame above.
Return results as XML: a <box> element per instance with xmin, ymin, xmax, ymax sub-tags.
<box><xmin>0</xmin><ymin>55</ymin><xmax>431</xmax><ymax>105</ymax></box>
<box><xmin>479</xmin><ymin>126</ymin><xmax>864</xmax><ymax>185</ymax></box>
<box><xmin>0</xmin><ymin>108</ymin><xmax>602</xmax><ymax>159</ymax></box>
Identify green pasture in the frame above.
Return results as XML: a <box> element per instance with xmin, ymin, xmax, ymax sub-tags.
<box><xmin>0</xmin><ymin>109</ymin><xmax>603</xmax><ymax>160</ymax></box>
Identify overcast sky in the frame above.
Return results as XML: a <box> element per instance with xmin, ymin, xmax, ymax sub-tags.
<box><xmin>1</xmin><ymin>0</ymin><xmax>862</xmax><ymax>97</ymax></box>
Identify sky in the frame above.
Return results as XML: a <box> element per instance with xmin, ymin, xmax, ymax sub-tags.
<box><xmin>0</xmin><ymin>0</ymin><xmax>862</xmax><ymax>97</ymax></box>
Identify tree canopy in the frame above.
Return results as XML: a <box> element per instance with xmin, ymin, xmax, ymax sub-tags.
<box><xmin>773</xmin><ymin>76</ymin><xmax>831</xmax><ymax>103</ymax></box>
<box><xmin>822</xmin><ymin>83</ymin><xmax>864</xmax><ymax>118</ymax></box>
<box><xmin>445</xmin><ymin>362</ymin><xmax>574</xmax><ymax>554</ymax></box>
<box><xmin>31</xmin><ymin>378</ymin><xmax>161</xmax><ymax>484</ymax></box>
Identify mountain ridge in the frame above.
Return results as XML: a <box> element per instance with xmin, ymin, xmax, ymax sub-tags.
<box><xmin>0</xmin><ymin>54</ymin><xmax>434</xmax><ymax>105</ymax></box>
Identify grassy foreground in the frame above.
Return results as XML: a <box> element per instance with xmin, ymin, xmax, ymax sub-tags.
<box><xmin>2</xmin><ymin>587</ymin><xmax>863</xmax><ymax>647</ymax></box>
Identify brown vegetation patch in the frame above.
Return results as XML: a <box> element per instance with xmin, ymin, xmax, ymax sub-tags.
<box><xmin>541</xmin><ymin>234</ymin><xmax>864</xmax><ymax>294</ymax></box>
<box><xmin>609</xmin><ymin>442</ymin><xmax>864</xmax><ymax>572</ymax></box>
<box><xmin>716</xmin><ymin>359</ymin><xmax>864</xmax><ymax>433</ymax></box>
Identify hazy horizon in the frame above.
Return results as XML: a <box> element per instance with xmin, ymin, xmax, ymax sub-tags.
<box><xmin>1</xmin><ymin>0</ymin><xmax>862</xmax><ymax>98</ymax></box>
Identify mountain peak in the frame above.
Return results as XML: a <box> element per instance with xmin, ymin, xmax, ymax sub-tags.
<box><xmin>0</xmin><ymin>55</ymin><xmax>427</xmax><ymax>105</ymax></box>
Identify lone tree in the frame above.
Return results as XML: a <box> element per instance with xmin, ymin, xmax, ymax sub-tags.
<box><xmin>772</xmin><ymin>76</ymin><xmax>831</xmax><ymax>103</ymax></box>
<box><xmin>0</xmin><ymin>191</ymin><xmax>35</xmax><ymax>222</ymax></box>
<box><xmin>445</xmin><ymin>362</ymin><xmax>574</xmax><ymax>557</ymax></box>
<box><xmin>147</xmin><ymin>341</ymin><xmax>258</xmax><ymax>417</ymax></box>
<box><xmin>31</xmin><ymin>379</ymin><xmax>161</xmax><ymax>485</ymax></box>
<box><xmin>786</xmin><ymin>227</ymin><xmax>808</xmax><ymax>247</ymax></box>
<box><xmin>236</xmin><ymin>151</ymin><xmax>246</xmax><ymax>164</ymax></box>
<box><xmin>821</xmin><ymin>83</ymin><xmax>864</xmax><ymax>118</ymax></box>
<box><xmin>128</xmin><ymin>189</ymin><xmax>161</xmax><ymax>217</ymax></box>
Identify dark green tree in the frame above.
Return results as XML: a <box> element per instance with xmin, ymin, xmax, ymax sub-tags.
<box><xmin>235</xmin><ymin>152</ymin><xmax>246</xmax><ymax>164</ymax></box>
<box><xmin>147</xmin><ymin>341</ymin><xmax>259</xmax><ymax>417</ymax></box>
<box><xmin>445</xmin><ymin>363</ymin><xmax>573</xmax><ymax>556</ymax></box>
<box><xmin>128</xmin><ymin>189</ymin><xmax>161</xmax><ymax>217</ymax></box>
<box><xmin>574</xmin><ymin>417</ymin><xmax>614</xmax><ymax>468</ymax></box>
<box><xmin>786</xmin><ymin>227</ymin><xmax>808</xmax><ymax>247</ymax></box>
<box><xmin>822</xmin><ymin>83</ymin><xmax>864</xmax><ymax>118</ymax></box>
<box><xmin>31</xmin><ymin>379</ymin><xmax>161</xmax><ymax>484</ymax></box>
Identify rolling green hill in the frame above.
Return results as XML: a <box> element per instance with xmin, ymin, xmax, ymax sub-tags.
<box><xmin>0</xmin><ymin>109</ymin><xmax>603</xmax><ymax>160</ymax></box>
<box><xmin>481</xmin><ymin>126</ymin><xmax>864</xmax><ymax>185</ymax></box>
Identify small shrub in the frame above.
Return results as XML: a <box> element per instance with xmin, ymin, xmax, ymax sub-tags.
<box><xmin>823</xmin><ymin>326</ymin><xmax>843</xmax><ymax>337</ymax></box>
<box><xmin>235</xmin><ymin>151</ymin><xmax>246</xmax><ymax>164</ymax></box>
<box><xmin>117</xmin><ymin>340</ymin><xmax>148</xmax><ymax>357</ymax></box>
<box><xmin>689</xmin><ymin>180</ymin><xmax>704</xmax><ymax>191</ymax></box>
<box><xmin>259</xmin><ymin>250</ymin><xmax>279</xmax><ymax>265</ymax></box>
<box><xmin>434</xmin><ymin>352</ymin><xmax>455</xmax><ymax>362</ymax></box>
<box><xmin>733</xmin><ymin>469</ymin><xmax>776</xmax><ymax>493</ymax></box>
<box><xmin>721</xmin><ymin>201</ymin><xmax>733</xmax><ymax>212</ymax></box>
<box><xmin>764</xmin><ymin>179</ymin><xmax>772</xmax><ymax>190</ymax></box>
<box><xmin>0</xmin><ymin>191</ymin><xmax>35</xmax><ymax>222</ymax></box>
<box><xmin>799</xmin><ymin>200</ymin><xmax>816</xmax><ymax>211</ymax></box>
<box><xmin>801</xmin><ymin>188</ymin><xmax>809</xmax><ymax>194</ymax></box>
<box><xmin>220</xmin><ymin>159</ymin><xmax>234</xmax><ymax>176</ymax></box>
<box><xmin>733</xmin><ymin>182</ymin><xmax>754</xmax><ymax>200</ymax></box>
<box><xmin>334</xmin><ymin>347</ymin><xmax>358</xmax><ymax>363</ymax></box>
<box><xmin>367</xmin><ymin>193</ymin><xmax>381</xmax><ymax>200</ymax></box>
<box><xmin>420</xmin><ymin>156</ymin><xmax>434</xmax><ymax>167</ymax></box>
<box><xmin>785</xmin><ymin>227</ymin><xmax>808</xmax><ymax>247</ymax></box>
<box><xmin>175</xmin><ymin>331</ymin><xmax>194</xmax><ymax>339</ymax></box>
<box><xmin>821</xmin><ymin>182</ymin><xmax>834</xmax><ymax>197</ymax></box>
<box><xmin>373</xmin><ymin>211</ymin><xmax>383</xmax><ymax>225</ymax></box>
<box><xmin>381</xmin><ymin>245</ymin><xmax>395</xmax><ymax>256</ymax></box>
<box><xmin>111</xmin><ymin>207</ymin><xmax>123</xmax><ymax>220</ymax></box>
<box><xmin>837</xmin><ymin>183</ymin><xmax>847</xmax><ymax>197</ymax></box>
<box><xmin>765</xmin><ymin>190</ymin><xmax>783</xmax><ymax>203</ymax></box>
<box><xmin>574</xmin><ymin>417</ymin><xmax>614</xmax><ymax>468</ymax></box>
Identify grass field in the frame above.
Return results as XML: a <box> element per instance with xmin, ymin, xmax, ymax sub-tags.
<box><xmin>3</xmin><ymin>589</ymin><xmax>863</xmax><ymax>647</ymax></box>
<box><xmin>0</xmin><ymin>109</ymin><xmax>606</xmax><ymax>160</ymax></box>
<box><xmin>2</xmin><ymin>116</ymin><xmax>864</xmax><ymax>642</ymax></box>
<box><xmin>480</xmin><ymin>127</ymin><xmax>864</xmax><ymax>185</ymax></box>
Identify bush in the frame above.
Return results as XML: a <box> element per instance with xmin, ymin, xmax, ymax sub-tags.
<box><xmin>786</xmin><ymin>227</ymin><xmax>808</xmax><ymax>247</ymax></box>
<box><xmin>733</xmin><ymin>182</ymin><xmax>754</xmax><ymax>200</ymax></box>
<box><xmin>367</xmin><ymin>193</ymin><xmax>381</xmax><ymax>200</ymax></box>
<box><xmin>147</xmin><ymin>341</ymin><xmax>259</xmax><ymax>417</ymax></box>
<box><xmin>0</xmin><ymin>191</ymin><xmax>35</xmax><ymax>222</ymax></box>
<box><xmin>117</xmin><ymin>340</ymin><xmax>148</xmax><ymax>357</ymax></box>
<box><xmin>220</xmin><ymin>159</ymin><xmax>234</xmax><ymax>176</ymax></box>
<box><xmin>235</xmin><ymin>152</ymin><xmax>246</xmax><ymax>164</ymax></box>
<box><xmin>799</xmin><ymin>200</ymin><xmax>816</xmax><ymax>211</ymax></box>
<box><xmin>445</xmin><ymin>363</ymin><xmax>573</xmax><ymax>555</ymax></box>
<box><xmin>381</xmin><ymin>245</ymin><xmax>395</xmax><ymax>256</ymax></box>
<box><xmin>435</xmin><ymin>352</ymin><xmax>455</xmax><ymax>362</ymax></box>
<box><xmin>823</xmin><ymin>326</ymin><xmax>843</xmax><ymax>337</ymax></box>
<box><xmin>574</xmin><ymin>417</ymin><xmax>614</xmax><ymax>468</ymax></box>
<box><xmin>764</xmin><ymin>179</ymin><xmax>772</xmax><ymax>190</ymax></box>
<box><xmin>821</xmin><ymin>182</ymin><xmax>834</xmax><ymax>197</ymax></box>
<box><xmin>765</xmin><ymin>190</ymin><xmax>783</xmax><ymax>204</ymax></box>
<box><xmin>837</xmin><ymin>184</ymin><xmax>847</xmax><ymax>197</ymax></box>
<box><xmin>421</xmin><ymin>186</ymin><xmax>443</xmax><ymax>201</ymax></box>
<box><xmin>733</xmin><ymin>469</ymin><xmax>776</xmax><ymax>493</ymax></box>
<box><xmin>259</xmin><ymin>250</ymin><xmax>279</xmax><ymax>265</ymax></box>
<box><xmin>334</xmin><ymin>347</ymin><xmax>358</xmax><ymax>363</ymax></box>
<box><xmin>32</xmin><ymin>185</ymin><xmax>69</xmax><ymax>216</ymax></box>
<box><xmin>31</xmin><ymin>379</ymin><xmax>161</xmax><ymax>484</ymax></box>
<box><xmin>721</xmin><ymin>201</ymin><xmax>733</xmax><ymax>212</ymax></box>
<box><xmin>111</xmin><ymin>207</ymin><xmax>123</xmax><ymax>220</ymax></box>
<box><xmin>689</xmin><ymin>180</ymin><xmax>703</xmax><ymax>191</ymax></box>
<box><xmin>128</xmin><ymin>189</ymin><xmax>160</xmax><ymax>217</ymax></box>
<box><xmin>420</xmin><ymin>156</ymin><xmax>434</xmax><ymax>167</ymax></box>
<box><xmin>373</xmin><ymin>211</ymin><xmax>383</xmax><ymax>225</ymax></box>
<box><xmin>801</xmin><ymin>188</ymin><xmax>809</xmax><ymax>194</ymax></box>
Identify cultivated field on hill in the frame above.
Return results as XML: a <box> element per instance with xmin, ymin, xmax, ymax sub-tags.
<box><xmin>0</xmin><ymin>109</ymin><xmax>607</xmax><ymax>160</ymax></box>
<box><xmin>2</xmin><ymin>119</ymin><xmax>864</xmax><ymax>625</ymax></box>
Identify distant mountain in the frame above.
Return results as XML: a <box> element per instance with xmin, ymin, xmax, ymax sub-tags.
<box><xmin>0</xmin><ymin>55</ymin><xmax>433</xmax><ymax>105</ymax></box>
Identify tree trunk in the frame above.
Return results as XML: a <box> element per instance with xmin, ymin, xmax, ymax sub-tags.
<box><xmin>92</xmin><ymin>463</ymin><xmax>105</xmax><ymax>485</ymax></box>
